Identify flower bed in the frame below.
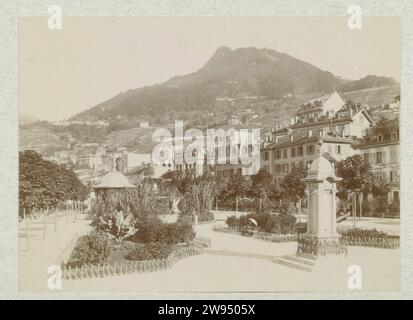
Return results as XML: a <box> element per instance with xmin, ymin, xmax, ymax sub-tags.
<box><xmin>61</xmin><ymin>236</ymin><xmax>211</xmax><ymax>280</ymax></box>
<box><xmin>340</xmin><ymin>237</ymin><xmax>399</xmax><ymax>249</ymax></box>
<box><xmin>338</xmin><ymin>227</ymin><xmax>399</xmax><ymax>249</ymax></box>
<box><xmin>213</xmin><ymin>225</ymin><xmax>297</xmax><ymax>243</ymax></box>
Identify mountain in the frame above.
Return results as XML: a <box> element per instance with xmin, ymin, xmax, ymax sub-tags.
<box><xmin>338</xmin><ymin>75</ymin><xmax>398</xmax><ymax>93</ymax></box>
<box><xmin>71</xmin><ymin>46</ymin><xmax>399</xmax><ymax>126</ymax></box>
<box><xmin>71</xmin><ymin>47</ymin><xmax>344</xmax><ymax>122</ymax></box>
<box><xmin>19</xmin><ymin>113</ymin><xmax>40</xmax><ymax>125</ymax></box>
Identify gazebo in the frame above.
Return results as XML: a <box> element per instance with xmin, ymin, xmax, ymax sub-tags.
<box><xmin>94</xmin><ymin>170</ymin><xmax>136</xmax><ymax>201</ymax></box>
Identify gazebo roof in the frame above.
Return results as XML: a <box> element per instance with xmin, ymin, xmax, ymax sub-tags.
<box><xmin>94</xmin><ymin>170</ymin><xmax>135</xmax><ymax>189</ymax></box>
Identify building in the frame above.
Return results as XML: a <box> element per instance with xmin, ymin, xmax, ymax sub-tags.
<box><xmin>295</xmin><ymin>92</ymin><xmax>345</xmax><ymax>124</ymax></box>
<box><xmin>271</xmin><ymin>93</ymin><xmax>375</xmax><ymax>141</ymax></box>
<box><xmin>261</xmin><ymin>128</ymin><xmax>354</xmax><ymax>179</ymax></box>
<box><xmin>357</xmin><ymin>119</ymin><xmax>400</xmax><ymax>203</ymax></box>
<box><xmin>227</xmin><ymin>115</ymin><xmax>242</xmax><ymax>126</ymax></box>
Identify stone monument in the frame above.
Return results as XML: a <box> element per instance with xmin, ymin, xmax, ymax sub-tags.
<box><xmin>297</xmin><ymin>155</ymin><xmax>347</xmax><ymax>256</ymax></box>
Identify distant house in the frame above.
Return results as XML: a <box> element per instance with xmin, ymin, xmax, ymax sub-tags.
<box><xmin>272</xmin><ymin>95</ymin><xmax>374</xmax><ymax>140</ymax></box>
<box><xmin>356</xmin><ymin>119</ymin><xmax>400</xmax><ymax>204</ymax></box>
<box><xmin>295</xmin><ymin>92</ymin><xmax>346</xmax><ymax>123</ymax></box>
<box><xmin>139</xmin><ymin>121</ymin><xmax>149</xmax><ymax>128</ymax></box>
<box><xmin>227</xmin><ymin>115</ymin><xmax>242</xmax><ymax>126</ymax></box>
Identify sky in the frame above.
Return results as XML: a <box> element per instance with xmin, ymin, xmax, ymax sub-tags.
<box><xmin>19</xmin><ymin>16</ymin><xmax>400</xmax><ymax>121</ymax></box>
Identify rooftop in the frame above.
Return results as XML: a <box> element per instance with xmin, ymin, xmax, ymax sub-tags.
<box><xmin>94</xmin><ymin>170</ymin><xmax>135</xmax><ymax>189</ymax></box>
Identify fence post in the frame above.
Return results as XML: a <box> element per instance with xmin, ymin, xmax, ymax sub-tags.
<box><xmin>42</xmin><ymin>208</ymin><xmax>46</xmax><ymax>240</ymax></box>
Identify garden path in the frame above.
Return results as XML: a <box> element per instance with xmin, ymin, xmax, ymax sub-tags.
<box><xmin>19</xmin><ymin>212</ymin><xmax>92</xmax><ymax>292</ymax></box>
<box><xmin>62</xmin><ymin>221</ymin><xmax>400</xmax><ymax>293</ymax></box>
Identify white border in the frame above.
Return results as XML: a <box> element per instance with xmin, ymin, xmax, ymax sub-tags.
<box><xmin>1</xmin><ymin>0</ymin><xmax>412</xmax><ymax>299</ymax></box>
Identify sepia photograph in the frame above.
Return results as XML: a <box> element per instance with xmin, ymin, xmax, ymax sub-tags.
<box><xmin>18</xmin><ymin>16</ymin><xmax>400</xmax><ymax>293</ymax></box>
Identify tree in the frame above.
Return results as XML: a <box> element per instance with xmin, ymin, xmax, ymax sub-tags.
<box><xmin>280</xmin><ymin>168</ymin><xmax>306</xmax><ymax>213</ymax></box>
<box><xmin>19</xmin><ymin>150</ymin><xmax>88</xmax><ymax>215</ymax></box>
<box><xmin>336</xmin><ymin>155</ymin><xmax>372</xmax><ymax>196</ymax></box>
<box><xmin>224</xmin><ymin>174</ymin><xmax>249</xmax><ymax>211</ymax></box>
<box><xmin>250</xmin><ymin>169</ymin><xmax>272</xmax><ymax>197</ymax></box>
<box><xmin>336</xmin><ymin>155</ymin><xmax>374</xmax><ymax>219</ymax></box>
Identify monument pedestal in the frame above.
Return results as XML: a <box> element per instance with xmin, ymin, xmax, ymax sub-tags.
<box><xmin>297</xmin><ymin>235</ymin><xmax>347</xmax><ymax>257</ymax></box>
<box><xmin>297</xmin><ymin>155</ymin><xmax>347</xmax><ymax>257</ymax></box>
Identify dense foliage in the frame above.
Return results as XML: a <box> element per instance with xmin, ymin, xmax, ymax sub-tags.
<box><xmin>226</xmin><ymin>212</ymin><xmax>297</xmax><ymax>235</ymax></box>
<box><xmin>67</xmin><ymin>232</ymin><xmax>110</xmax><ymax>267</ymax></box>
<box><xmin>336</xmin><ymin>155</ymin><xmax>373</xmax><ymax>196</ymax></box>
<box><xmin>132</xmin><ymin>219</ymin><xmax>195</xmax><ymax>245</ymax></box>
<box><xmin>125</xmin><ymin>242</ymin><xmax>173</xmax><ymax>261</ymax></box>
<box><xmin>19</xmin><ymin>150</ymin><xmax>88</xmax><ymax>214</ymax></box>
<box><xmin>340</xmin><ymin>228</ymin><xmax>388</xmax><ymax>239</ymax></box>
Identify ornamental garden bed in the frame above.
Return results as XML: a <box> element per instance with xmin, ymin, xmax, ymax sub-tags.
<box><xmin>60</xmin><ymin>219</ymin><xmax>212</xmax><ymax>280</ymax></box>
<box><xmin>62</xmin><ymin>240</ymin><xmax>207</xmax><ymax>280</ymax></box>
<box><xmin>338</xmin><ymin>227</ymin><xmax>399</xmax><ymax>249</ymax></box>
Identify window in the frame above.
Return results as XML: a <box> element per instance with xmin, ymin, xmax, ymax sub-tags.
<box><xmin>283</xmin><ymin>149</ymin><xmax>288</xmax><ymax>159</ymax></box>
<box><xmin>297</xmin><ymin>146</ymin><xmax>303</xmax><ymax>156</ymax></box>
<box><xmin>390</xmin><ymin>171</ymin><xmax>394</xmax><ymax>182</ymax></box>
<box><xmin>306</xmin><ymin>145</ymin><xmax>314</xmax><ymax>154</ymax></box>
<box><xmin>263</xmin><ymin>151</ymin><xmax>269</xmax><ymax>161</ymax></box>
<box><xmin>376</xmin><ymin>151</ymin><xmax>383</xmax><ymax>164</ymax></box>
<box><xmin>335</xmin><ymin>145</ymin><xmax>341</xmax><ymax>154</ymax></box>
<box><xmin>377</xmin><ymin>135</ymin><xmax>383</xmax><ymax>142</ymax></box>
<box><xmin>291</xmin><ymin>148</ymin><xmax>296</xmax><ymax>157</ymax></box>
<box><xmin>237</xmin><ymin>168</ymin><xmax>242</xmax><ymax>175</ymax></box>
<box><xmin>391</xmin><ymin>132</ymin><xmax>398</xmax><ymax>141</ymax></box>
<box><xmin>363</xmin><ymin>153</ymin><xmax>369</xmax><ymax>163</ymax></box>
<box><xmin>283</xmin><ymin>163</ymin><xmax>289</xmax><ymax>173</ymax></box>
<box><xmin>299</xmin><ymin>161</ymin><xmax>304</xmax><ymax>169</ymax></box>
<box><xmin>275</xmin><ymin>150</ymin><xmax>282</xmax><ymax>160</ymax></box>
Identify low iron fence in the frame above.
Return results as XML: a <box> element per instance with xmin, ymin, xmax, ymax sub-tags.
<box><xmin>340</xmin><ymin>237</ymin><xmax>399</xmax><ymax>249</ymax></box>
<box><xmin>60</xmin><ymin>235</ymin><xmax>211</xmax><ymax>280</ymax></box>
<box><xmin>213</xmin><ymin>225</ymin><xmax>297</xmax><ymax>243</ymax></box>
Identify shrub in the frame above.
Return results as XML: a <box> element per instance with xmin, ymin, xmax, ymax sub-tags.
<box><xmin>226</xmin><ymin>215</ymin><xmax>239</xmax><ymax>230</ymax></box>
<box><xmin>340</xmin><ymin>228</ymin><xmax>388</xmax><ymax>239</ymax></box>
<box><xmin>132</xmin><ymin>219</ymin><xmax>195</xmax><ymax>244</ymax></box>
<box><xmin>270</xmin><ymin>213</ymin><xmax>296</xmax><ymax>234</ymax></box>
<box><xmin>225</xmin><ymin>212</ymin><xmax>297</xmax><ymax>234</ymax></box>
<box><xmin>67</xmin><ymin>232</ymin><xmax>110</xmax><ymax>267</ymax></box>
<box><xmin>125</xmin><ymin>242</ymin><xmax>173</xmax><ymax>261</ymax></box>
